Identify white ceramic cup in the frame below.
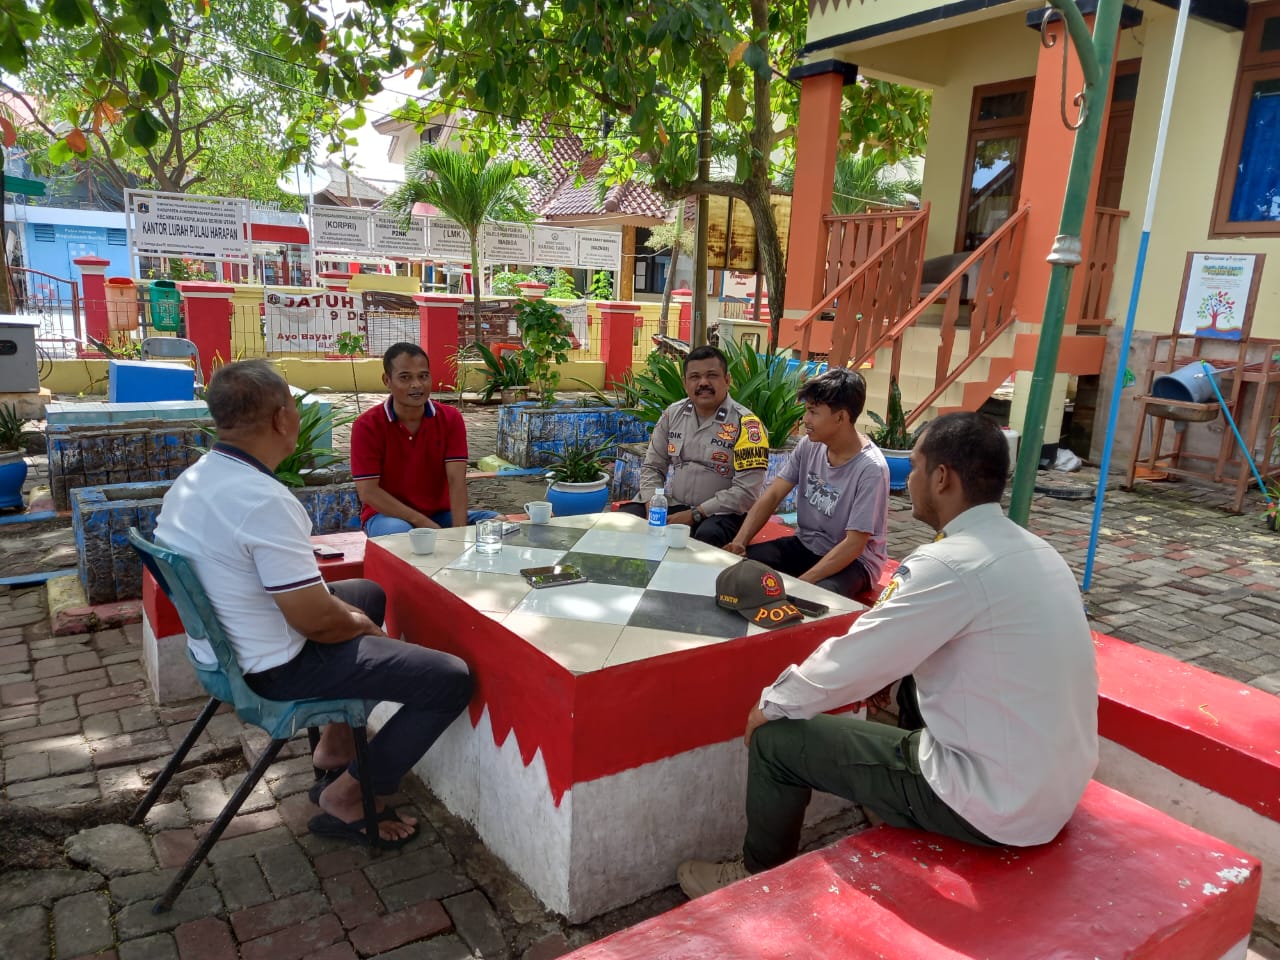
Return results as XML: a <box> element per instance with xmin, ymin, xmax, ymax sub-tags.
<box><xmin>666</xmin><ymin>524</ymin><xmax>691</xmax><ymax>548</ymax></box>
<box><xmin>525</xmin><ymin>500</ymin><xmax>553</xmax><ymax>524</ymax></box>
<box><xmin>476</xmin><ymin>519</ymin><xmax>503</xmax><ymax>555</ymax></box>
<box><xmin>409</xmin><ymin>527</ymin><xmax>437</xmax><ymax>555</ymax></box>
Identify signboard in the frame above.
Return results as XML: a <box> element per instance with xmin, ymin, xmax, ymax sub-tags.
<box><xmin>1176</xmin><ymin>253</ymin><xmax>1263</xmax><ymax>341</ymax></box>
<box><xmin>311</xmin><ymin>207</ymin><xmax>372</xmax><ymax>253</ymax></box>
<box><xmin>482</xmin><ymin>222</ymin><xmax>533</xmax><ymax>263</ymax></box>
<box><xmin>427</xmin><ymin>218</ymin><xmax>472</xmax><ymax>261</ymax></box>
<box><xmin>532</xmin><ymin>225</ymin><xmax>577</xmax><ymax>267</ymax></box>
<box><xmin>575</xmin><ymin>229</ymin><xmax>622</xmax><ymax>271</ymax></box>
<box><xmin>372</xmin><ymin>211</ymin><xmax>427</xmax><ymax>257</ymax></box>
<box><xmin>263</xmin><ymin>288</ymin><xmax>364</xmax><ymax>354</ymax></box>
<box><xmin>558</xmin><ymin>301</ymin><xmax>589</xmax><ymax>350</ymax></box>
<box><xmin>128</xmin><ymin>192</ymin><xmax>248</xmax><ymax>260</ymax></box>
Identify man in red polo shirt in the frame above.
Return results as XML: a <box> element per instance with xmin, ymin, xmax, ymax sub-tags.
<box><xmin>351</xmin><ymin>342</ymin><xmax>499</xmax><ymax>535</ymax></box>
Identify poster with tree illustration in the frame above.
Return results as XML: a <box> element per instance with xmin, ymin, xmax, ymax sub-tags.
<box><xmin>1177</xmin><ymin>253</ymin><xmax>1261</xmax><ymax>340</ymax></box>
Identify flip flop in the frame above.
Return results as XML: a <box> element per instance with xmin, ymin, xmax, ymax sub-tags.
<box><xmin>307</xmin><ymin>767</ymin><xmax>345</xmax><ymax>804</ymax></box>
<box><xmin>307</xmin><ymin>807</ymin><xmax>418</xmax><ymax>850</ymax></box>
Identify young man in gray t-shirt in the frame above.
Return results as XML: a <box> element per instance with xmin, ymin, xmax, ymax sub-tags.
<box><xmin>727</xmin><ymin>368</ymin><xmax>890</xmax><ymax>596</ymax></box>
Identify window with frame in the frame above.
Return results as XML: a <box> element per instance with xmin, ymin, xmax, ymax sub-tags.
<box><xmin>1213</xmin><ymin>1</ymin><xmax>1280</xmax><ymax>237</ymax></box>
<box><xmin>955</xmin><ymin>77</ymin><xmax>1035</xmax><ymax>251</ymax></box>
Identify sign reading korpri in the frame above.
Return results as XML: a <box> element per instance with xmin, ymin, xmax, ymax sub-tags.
<box><xmin>483</xmin><ymin>222</ymin><xmax>533</xmax><ymax>262</ymax></box>
<box><xmin>428</xmin><ymin>218</ymin><xmax>472</xmax><ymax>260</ymax></box>
<box><xmin>129</xmin><ymin>193</ymin><xmax>248</xmax><ymax>260</ymax></box>
<box><xmin>372</xmin><ymin>211</ymin><xmax>427</xmax><ymax>256</ymax></box>
<box><xmin>532</xmin><ymin>225</ymin><xmax>576</xmax><ymax>267</ymax></box>
<box><xmin>575</xmin><ymin>229</ymin><xmax>622</xmax><ymax>271</ymax></box>
<box><xmin>263</xmin><ymin>288</ymin><xmax>364</xmax><ymax>354</ymax></box>
<box><xmin>311</xmin><ymin>207</ymin><xmax>372</xmax><ymax>253</ymax></box>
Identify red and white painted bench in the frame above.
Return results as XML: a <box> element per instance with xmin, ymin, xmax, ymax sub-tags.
<box><xmin>561</xmin><ymin>781</ymin><xmax>1261</xmax><ymax>960</ymax></box>
<box><xmin>140</xmin><ymin>531</ymin><xmax>366</xmax><ymax>703</ymax></box>
<box><xmin>1094</xmin><ymin>630</ymin><xmax>1280</xmax><ymax>924</ymax></box>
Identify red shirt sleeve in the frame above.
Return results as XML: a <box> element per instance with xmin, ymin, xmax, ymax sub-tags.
<box><xmin>349</xmin><ymin>409</ymin><xmax>384</xmax><ymax>481</ymax></box>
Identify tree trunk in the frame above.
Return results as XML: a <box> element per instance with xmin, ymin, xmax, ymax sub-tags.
<box><xmin>743</xmin><ymin>187</ymin><xmax>786</xmax><ymax>349</ymax></box>
<box><xmin>658</xmin><ymin>233</ymin><xmax>683</xmax><ymax>338</ymax></box>
<box><xmin>469</xmin><ymin>235</ymin><xmax>483</xmax><ymax>342</ymax></box>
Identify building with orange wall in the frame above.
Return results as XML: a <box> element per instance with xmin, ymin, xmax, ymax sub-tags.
<box><xmin>783</xmin><ymin>0</ymin><xmax>1280</xmax><ymax>470</ymax></box>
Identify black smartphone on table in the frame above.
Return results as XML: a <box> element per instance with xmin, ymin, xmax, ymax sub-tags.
<box><xmin>521</xmin><ymin>564</ymin><xmax>587</xmax><ymax>588</ymax></box>
<box><xmin>786</xmin><ymin>594</ymin><xmax>829</xmax><ymax>617</ymax></box>
<box><xmin>313</xmin><ymin>546</ymin><xmax>344</xmax><ymax>560</ymax></box>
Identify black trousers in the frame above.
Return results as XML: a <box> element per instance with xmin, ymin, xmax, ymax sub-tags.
<box><xmin>617</xmin><ymin>501</ymin><xmax>745</xmax><ymax>547</ymax></box>
<box><xmin>746</xmin><ymin>535</ymin><xmax>871</xmax><ymax>597</ymax></box>
<box><xmin>245</xmin><ymin>579</ymin><xmax>473</xmax><ymax>796</ymax></box>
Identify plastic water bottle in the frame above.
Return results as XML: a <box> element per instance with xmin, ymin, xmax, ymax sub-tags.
<box><xmin>648</xmin><ymin>486</ymin><xmax>668</xmax><ymax>536</ymax></box>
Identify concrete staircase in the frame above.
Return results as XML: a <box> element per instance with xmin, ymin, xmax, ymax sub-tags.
<box><xmin>856</xmin><ymin>316</ymin><xmax>1019</xmax><ymax>430</ymax></box>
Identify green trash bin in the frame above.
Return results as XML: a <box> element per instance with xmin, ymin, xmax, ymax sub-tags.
<box><xmin>148</xmin><ymin>279</ymin><xmax>183</xmax><ymax>332</ymax></box>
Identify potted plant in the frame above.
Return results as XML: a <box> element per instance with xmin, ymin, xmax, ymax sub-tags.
<box><xmin>0</xmin><ymin>403</ymin><xmax>28</xmax><ymax>510</ymax></box>
<box><xmin>544</xmin><ymin>438</ymin><xmax>614</xmax><ymax>516</ymax></box>
<box><xmin>516</xmin><ymin>296</ymin><xmax>573</xmax><ymax>405</ymax></box>
<box><xmin>866</xmin><ymin>376</ymin><xmax>925</xmax><ymax>492</ymax></box>
<box><xmin>469</xmin><ymin>342</ymin><xmax>533</xmax><ymax>404</ymax></box>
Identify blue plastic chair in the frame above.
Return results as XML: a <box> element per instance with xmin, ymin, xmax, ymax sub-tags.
<box><xmin>126</xmin><ymin>528</ymin><xmax>380</xmax><ymax>913</ymax></box>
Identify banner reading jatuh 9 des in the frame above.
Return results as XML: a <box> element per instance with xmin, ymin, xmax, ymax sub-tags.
<box><xmin>263</xmin><ymin>288</ymin><xmax>364</xmax><ymax>355</ymax></box>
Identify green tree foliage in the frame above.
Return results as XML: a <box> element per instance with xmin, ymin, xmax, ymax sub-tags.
<box><xmin>0</xmin><ymin>0</ymin><xmax>335</xmax><ymax>199</ymax></box>
<box><xmin>351</xmin><ymin>0</ymin><xmax>930</xmax><ymax>317</ymax></box>
<box><xmin>384</xmin><ymin>145</ymin><xmax>534</xmax><ymax>340</ymax></box>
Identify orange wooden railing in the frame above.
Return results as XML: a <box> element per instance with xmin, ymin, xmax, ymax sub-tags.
<box><xmin>850</xmin><ymin>205</ymin><xmax>1032</xmax><ymax>428</ymax></box>
<box><xmin>795</xmin><ymin>205</ymin><xmax>930</xmax><ymax>362</ymax></box>
<box><xmin>820</xmin><ymin>207</ymin><xmax>927</xmax><ymax>296</ymax></box>
<box><xmin>1079</xmin><ymin>206</ymin><xmax>1128</xmax><ymax>325</ymax></box>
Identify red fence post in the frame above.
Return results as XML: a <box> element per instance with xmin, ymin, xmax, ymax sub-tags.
<box><xmin>176</xmin><ymin>282</ymin><xmax>234</xmax><ymax>384</ymax></box>
<box><xmin>599</xmin><ymin>301</ymin><xmax>641</xmax><ymax>387</ymax></box>
<box><xmin>414</xmin><ymin>293</ymin><xmax>465</xmax><ymax>392</ymax></box>
<box><xmin>672</xmin><ymin>288</ymin><xmax>693</xmax><ymax>341</ymax></box>
<box><xmin>73</xmin><ymin>256</ymin><xmax>111</xmax><ymax>347</ymax></box>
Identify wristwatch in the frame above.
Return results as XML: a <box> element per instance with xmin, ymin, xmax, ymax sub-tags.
<box><xmin>691</xmin><ymin>506</ymin><xmax>705</xmax><ymax>524</ymax></box>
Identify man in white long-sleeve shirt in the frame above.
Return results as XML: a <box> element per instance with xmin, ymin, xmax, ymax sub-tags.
<box><xmin>677</xmin><ymin>412</ymin><xmax>1098</xmax><ymax>898</ymax></box>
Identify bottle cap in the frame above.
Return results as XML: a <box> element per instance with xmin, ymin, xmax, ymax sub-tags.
<box><xmin>654</xmin><ymin>487</ymin><xmax>664</xmax><ymax>496</ymax></box>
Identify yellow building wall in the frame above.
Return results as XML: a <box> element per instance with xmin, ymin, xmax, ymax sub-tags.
<box><xmin>1108</xmin><ymin>11</ymin><xmax>1280</xmax><ymax>338</ymax></box>
<box><xmin>806</xmin><ymin>0</ymin><xmax>1039</xmax><ymax>55</ymax></box>
<box><xmin>854</xmin><ymin>13</ymin><xmax>1038</xmax><ymax>261</ymax></box>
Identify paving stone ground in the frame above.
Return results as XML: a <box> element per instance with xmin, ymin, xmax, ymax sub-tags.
<box><xmin>2</xmin><ymin>396</ymin><xmax>1279</xmax><ymax>957</ymax></box>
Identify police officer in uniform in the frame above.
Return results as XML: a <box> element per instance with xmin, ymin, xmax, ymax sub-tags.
<box><xmin>620</xmin><ymin>345</ymin><xmax>769</xmax><ymax>547</ymax></box>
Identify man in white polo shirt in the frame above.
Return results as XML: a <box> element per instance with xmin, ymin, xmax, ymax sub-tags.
<box><xmin>677</xmin><ymin>412</ymin><xmax>1098</xmax><ymax>896</ymax></box>
<box><xmin>156</xmin><ymin>359</ymin><xmax>472</xmax><ymax>848</ymax></box>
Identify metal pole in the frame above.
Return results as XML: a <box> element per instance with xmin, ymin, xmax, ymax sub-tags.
<box><xmin>1008</xmin><ymin>0</ymin><xmax>1124</xmax><ymax>525</ymax></box>
<box><xmin>692</xmin><ymin>76</ymin><xmax>712</xmax><ymax>347</ymax></box>
<box><xmin>1081</xmin><ymin>0</ymin><xmax>1191</xmax><ymax>589</ymax></box>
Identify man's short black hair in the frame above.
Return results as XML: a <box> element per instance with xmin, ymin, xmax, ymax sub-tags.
<box><xmin>683</xmin><ymin>345</ymin><xmax>728</xmax><ymax>376</ymax></box>
<box><xmin>916</xmin><ymin>412</ymin><xmax>1008</xmax><ymax>505</ymax></box>
<box><xmin>383</xmin><ymin>342</ymin><xmax>429</xmax><ymax>376</ymax></box>
<box><xmin>205</xmin><ymin>360</ymin><xmax>291</xmax><ymax>432</ymax></box>
<box><xmin>798</xmin><ymin>367</ymin><xmax>866</xmax><ymax>421</ymax></box>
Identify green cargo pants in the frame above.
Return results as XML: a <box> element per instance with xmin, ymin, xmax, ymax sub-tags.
<box><xmin>743</xmin><ymin>713</ymin><xmax>997</xmax><ymax>873</ymax></box>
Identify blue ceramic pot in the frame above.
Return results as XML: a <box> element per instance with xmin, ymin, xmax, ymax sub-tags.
<box><xmin>546</xmin><ymin>473</ymin><xmax>611</xmax><ymax>516</ymax></box>
<box><xmin>0</xmin><ymin>453</ymin><xmax>28</xmax><ymax>510</ymax></box>
<box><xmin>882</xmin><ymin>449</ymin><xmax>911</xmax><ymax>492</ymax></box>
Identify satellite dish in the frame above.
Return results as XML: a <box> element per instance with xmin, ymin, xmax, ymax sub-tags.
<box><xmin>276</xmin><ymin>164</ymin><xmax>332</xmax><ymax>197</ymax></box>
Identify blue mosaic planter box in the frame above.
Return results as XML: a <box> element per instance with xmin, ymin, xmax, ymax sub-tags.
<box><xmin>497</xmin><ymin>403</ymin><xmax>653</xmax><ymax>468</ymax></box>
<box><xmin>611</xmin><ymin>444</ymin><xmax>797</xmax><ymax>514</ymax></box>
<box><xmin>71</xmin><ymin>477</ymin><xmax>363</xmax><ymax>604</ymax></box>
<box><xmin>48</xmin><ymin>420</ymin><xmax>212</xmax><ymax>511</ymax></box>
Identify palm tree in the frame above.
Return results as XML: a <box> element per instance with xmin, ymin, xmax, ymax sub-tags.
<box><xmin>775</xmin><ymin>149</ymin><xmax>922</xmax><ymax>215</ymax></box>
<box><xmin>830</xmin><ymin>151</ymin><xmax>922</xmax><ymax>215</ymax></box>
<box><xmin>384</xmin><ymin>145</ymin><xmax>533</xmax><ymax>341</ymax></box>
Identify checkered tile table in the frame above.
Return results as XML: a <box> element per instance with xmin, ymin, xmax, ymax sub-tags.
<box><xmin>364</xmin><ymin>512</ymin><xmax>866</xmax><ymax>921</ymax></box>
